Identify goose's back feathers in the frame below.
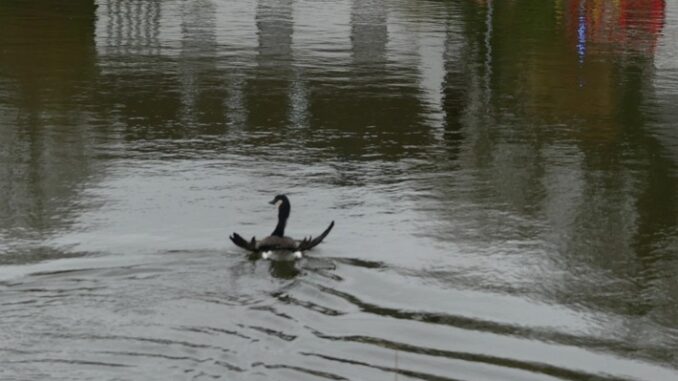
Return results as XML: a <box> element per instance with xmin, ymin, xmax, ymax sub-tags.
<box><xmin>230</xmin><ymin>221</ymin><xmax>334</xmax><ymax>254</ymax></box>
<box><xmin>257</xmin><ymin>235</ymin><xmax>297</xmax><ymax>251</ymax></box>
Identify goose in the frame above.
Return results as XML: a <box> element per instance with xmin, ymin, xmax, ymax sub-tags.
<box><xmin>229</xmin><ymin>194</ymin><xmax>334</xmax><ymax>260</ymax></box>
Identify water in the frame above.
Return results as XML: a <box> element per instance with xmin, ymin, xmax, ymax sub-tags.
<box><xmin>1</xmin><ymin>0</ymin><xmax>677</xmax><ymax>380</ymax></box>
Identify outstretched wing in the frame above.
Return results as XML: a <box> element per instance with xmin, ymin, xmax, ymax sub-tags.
<box><xmin>230</xmin><ymin>232</ymin><xmax>257</xmax><ymax>251</ymax></box>
<box><xmin>297</xmin><ymin>221</ymin><xmax>334</xmax><ymax>251</ymax></box>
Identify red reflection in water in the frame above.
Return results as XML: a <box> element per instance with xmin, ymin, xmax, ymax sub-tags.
<box><xmin>620</xmin><ymin>0</ymin><xmax>666</xmax><ymax>34</ymax></box>
<box><xmin>567</xmin><ymin>0</ymin><xmax>665</xmax><ymax>56</ymax></box>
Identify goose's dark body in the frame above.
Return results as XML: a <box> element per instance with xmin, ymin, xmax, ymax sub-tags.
<box><xmin>230</xmin><ymin>194</ymin><xmax>334</xmax><ymax>256</ymax></box>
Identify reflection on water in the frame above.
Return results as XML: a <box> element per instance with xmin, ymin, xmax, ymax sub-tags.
<box><xmin>1</xmin><ymin>0</ymin><xmax>677</xmax><ymax>380</ymax></box>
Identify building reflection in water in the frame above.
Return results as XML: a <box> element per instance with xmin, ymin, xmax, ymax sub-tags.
<box><xmin>99</xmin><ymin>0</ymin><xmax>161</xmax><ymax>57</ymax></box>
<box><xmin>0</xmin><ymin>1</ymin><xmax>99</xmax><ymax>261</ymax></box>
<box><xmin>178</xmin><ymin>0</ymin><xmax>223</xmax><ymax>131</ymax></box>
<box><xmin>450</xmin><ymin>0</ymin><xmax>675</xmax><ymax>334</ymax></box>
<box><xmin>245</xmin><ymin>0</ymin><xmax>294</xmax><ymax>130</ymax></box>
<box><xmin>214</xmin><ymin>0</ymin><xmax>257</xmax><ymax>129</ymax></box>
<box><xmin>0</xmin><ymin>1</ymin><xmax>673</xmax><ymax>318</ymax></box>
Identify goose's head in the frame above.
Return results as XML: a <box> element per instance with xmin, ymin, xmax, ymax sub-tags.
<box><xmin>269</xmin><ymin>194</ymin><xmax>291</xmax><ymax>220</ymax></box>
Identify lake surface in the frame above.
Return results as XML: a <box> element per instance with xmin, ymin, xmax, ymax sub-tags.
<box><xmin>1</xmin><ymin>0</ymin><xmax>678</xmax><ymax>380</ymax></box>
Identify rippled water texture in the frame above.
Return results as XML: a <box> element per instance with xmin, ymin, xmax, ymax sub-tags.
<box><xmin>1</xmin><ymin>0</ymin><xmax>678</xmax><ymax>380</ymax></box>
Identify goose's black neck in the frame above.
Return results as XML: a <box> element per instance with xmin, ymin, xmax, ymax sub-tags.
<box><xmin>271</xmin><ymin>196</ymin><xmax>290</xmax><ymax>237</ymax></box>
<box><xmin>272</xmin><ymin>217</ymin><xmax>287</xmax><ymax>237</ymax></box>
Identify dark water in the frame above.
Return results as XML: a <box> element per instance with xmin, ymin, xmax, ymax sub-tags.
<box><xmin>1</xmin><ymin>0</ymin><xmax>678</xmax><ymax>380</ymax></box>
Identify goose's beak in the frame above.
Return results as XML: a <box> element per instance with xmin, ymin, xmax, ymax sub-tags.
<box><xmin>269</xmin><ymin>199</ymin><xmax>282</xmax><ymax>208</ymax></box>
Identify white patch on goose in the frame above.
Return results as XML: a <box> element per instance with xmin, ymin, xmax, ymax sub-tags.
<box><xmin>262</xmin><ymin>251</ymin><xmax>272</xmax><ymax>260</ymax></box>
<box><xmin>293</xmin><ymin>251</ymin><xmax>302</xmax><ymax>259</ymax></box>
